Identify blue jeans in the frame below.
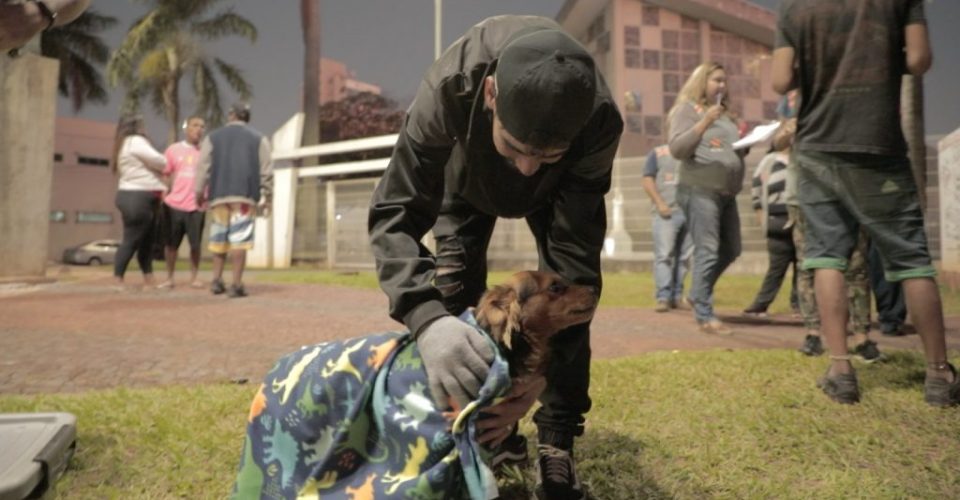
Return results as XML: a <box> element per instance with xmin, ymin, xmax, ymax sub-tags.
<box><xmin>652</xmin><ymin>210</ymin><xmax>693</xmax><ymax>302</ymax></box>
<box><xmin>677</xmin><ymin>185</ymin><xmax>742</xmax><ymax>323</ymax></box>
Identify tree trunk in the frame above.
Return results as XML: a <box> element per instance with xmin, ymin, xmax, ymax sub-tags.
<box><xmin>901</xmin><ymin>74</ymin><xmax>927</xmax><ymax>211</ymax></box>
<box><xmin>301</xmin><ymin>0</ymin><xmax>321</xmax><ymax>161</ymax></box>
<box><xmin>163</xmin><ymin>48</ymin><xmax>181</xmax><ymax>146</ymax></box>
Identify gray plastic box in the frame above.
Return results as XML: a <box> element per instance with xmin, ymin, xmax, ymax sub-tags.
<box><xmin>0</xmin><ymin>413</ymin><xmax>77</xmax><ymax>500</ymax></box>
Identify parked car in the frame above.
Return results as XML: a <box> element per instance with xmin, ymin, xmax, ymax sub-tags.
<box><xmin>62</xmin><ymin>239</ymin><xmax>120</xmax><ymax>266</ymax></box>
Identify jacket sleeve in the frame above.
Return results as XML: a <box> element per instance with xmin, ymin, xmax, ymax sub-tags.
<box><xmin>195</xmin><ymin>136</ymin><xmax>213</xmax><ymax>200</ymax></box>
<box><xmin>668</xmin><ymin>103</ymin><xmax>702</xmax><ymax>160</ymax></box>
<box><xmin>368</xmin><ymin>74</ymin><xmax>457</xmax><ymax>335</ymax></box>
<box><xmin>258</xmin><ymin>136</ymin><xmax>273</xmax><ymax>201</ymax></box>
<box><xmin>536</xmin><ymin>101</ymin><xmax>623</xmax><ymax>290</ymax></box>
<box><xmin>129</xmin><ymin>136</ymin><xmax>167</xmax><ymax>173</ymax></box>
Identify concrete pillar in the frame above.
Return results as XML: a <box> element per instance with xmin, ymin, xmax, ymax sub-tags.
<box><xmin>0</xmin><ymin>54</ymin><xmax>59</xmax><ymax>278</ymax></box>
<box><xmin>271</xmin><ymin>167</ymin><xmax>298</xmax><ymax>268</ymax></box>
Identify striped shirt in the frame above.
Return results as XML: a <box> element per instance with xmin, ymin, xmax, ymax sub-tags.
<box><xmin>751</xmin><ymin>152</ymin><xmax>790</xmax><ymax>216</ymax></box>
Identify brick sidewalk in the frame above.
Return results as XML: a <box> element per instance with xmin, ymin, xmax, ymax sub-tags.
<box><xmin>1</xmin><ymin>270</ymin><xmax>958</xmax><ymax>394</ymax></box>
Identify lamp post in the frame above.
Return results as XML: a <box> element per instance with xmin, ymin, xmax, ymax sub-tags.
<box><xmin>434</xmin><ymin>0</ymin><xmax>442</xmax><ymax>60</ymax></box>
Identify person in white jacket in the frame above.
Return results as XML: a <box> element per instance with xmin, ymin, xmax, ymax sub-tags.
<box><xmin>111</xmin><ymin>114</ymin><xmax>167</xmax><ymax>289</ymax></box>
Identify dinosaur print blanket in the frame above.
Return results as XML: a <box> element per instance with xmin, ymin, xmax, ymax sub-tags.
<box><xmin>233</xmin><ymin>311</ymin><xmax>511</xmax><ymax>499</ymax></box>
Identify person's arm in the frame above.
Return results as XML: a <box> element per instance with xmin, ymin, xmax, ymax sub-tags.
<box><xmin>904</xmin><ymin>1</ymin><xmax>932</xmax><ymax>76</ymax></box>
<box><xmin>668</xmin><ymin>102</ymin><xmax>722</xmax><ymax>160</ymax></box>
<box><xmin>258</xmin><ymin>136</ymin><xmax>273</xmax><ymax>203</ymax></box>
<box><xmin>128</xmin><ymin>136</ymin><xmax>167</xmax><ymax>173</ymax></box>
<box><xmin>368</xmin><ymin>80</ymin><xmax>455</xmax><ymax>336</ymax></box>
<box><xmin>195</xmin><ymin>136</ymin><xmax>213</xmax><ymax>205</ymax></box>
<box><xmin>541</xmin><ymin>101</ymin><xmax>624</xmax><ymax>290</ymax></box>
<box><xmin>0</xmin><ymin>0</ymin><xmax>91</xmax><ymax>51</ymax></box>
<box><xmin>772</xmin><ymin>4</ymin><xmax>798</xmax><ymax>94</ymax></box>
<box><xmin>640</xmin><ymin>151</ymin><xmax>671</xmax><ymax>217</ymax></box>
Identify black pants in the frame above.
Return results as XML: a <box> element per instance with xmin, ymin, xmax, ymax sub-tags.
<box><xmin>748</xmin><ymin>230</ymin><xmax>799</xmax><ymax>311</ymax></box>
<box><xmin>432</xmin><ymin>193</ymin><xmax>592</xmax><ymax>446</ymax></box>
<box><xmin>868</xmin><ymin>240</ymin><xmax>907</xmax><ymax>330</ymax></box>
<box><xmin>114</xmin><ymin>190</ymin><xmax>160</xmax><ymax>278</ymax></box>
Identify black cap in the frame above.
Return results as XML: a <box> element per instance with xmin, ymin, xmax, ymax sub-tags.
<box><xmin>230</xmin><ymin>102</ymin><xmax>251</xmax><ymax>122</ymax></box>
<box><xmin>495</xmin><ymin>29</ymin><xmax>596</xmax><ymax>148</ymax></box>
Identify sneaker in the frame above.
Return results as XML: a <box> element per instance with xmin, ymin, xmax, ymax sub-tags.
<box><xmin>210</xmin><ymin>278</ymin><xmax>226</xmax><ymax>295</ymax></box>
<box><xmin>699</xmin><ymin>319</ymin><xmax>733</xmax><ymax>335</ymax></box>
<box><xmin>852</xmin><ymin>340</ymin><xmax>882</xmax><ymax>363</ymax></box>
<box><xmin>672</xmin><ymin>297</ymin><xmax>692</xmax><ymax>311</ymax></box>
<box><xmin>799</xmin><ymin>335</ymin><xmax>824</xmax><ymax>357</ymax></box>
<box><xmin>227</xmin><ymin>284</ymin><xmax>247</xmax><ymax>298</ymax></box>
<box><xmin>880</xmin><ymin>323</ymin><xmax>905</xmax><ymax>337</ymax></box>
<box><xmin>535</xmin><ymin>444</ymin><xmax>585</xmax><ymax>500</ymax></box>
<box><xmin>655</xmin><ymin>300</ymin><xmax>670</xmax><ymax>313</ymax></box>
<box><xmin>816</xmin><ymin>367</ymin><xmax>860</xmax><ymax>404</ymax></box>
<box><xmin>491</xmin><ymin>433</ymin><xmax>528</xmax><ymax>470</ymax></box>
<box><xmin>742</xmin><ymin>305</ymin><xmax>768</xmax><ymax>318</ymax></box>
<box><xmin>924</xmin><ymin>363</ymin><xmax>960</xmax><ymax>408</ymax></box>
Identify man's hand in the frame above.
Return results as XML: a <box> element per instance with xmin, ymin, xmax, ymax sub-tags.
<box><xmin>0</xmin><ymin>3</ymin><xmax>46</xmax><ymax>52</ymax></box>
<box><xmin>656</xmin><ymin>202</ymin><xmax>672</xmax><ymax>219</ymax></box>
<box><xmin>476</xmin><ymin>375</ymin><xmax>547</xmax><ymax>448</ymax></box>
<box><xmin>195</xmin><ymin>192</ymin><xmax>206</xmax><ymax>208</ymax></box>
<box><xmin>417</xmin><ymin>315</ymin><xmax>495</xmax><ymax>410</ymax></box>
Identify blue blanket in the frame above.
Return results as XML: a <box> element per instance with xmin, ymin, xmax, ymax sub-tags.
<box><xmin>233</xmin><ymin>310</ymin><xmax>511</xmax><ymax>499</ymax></box>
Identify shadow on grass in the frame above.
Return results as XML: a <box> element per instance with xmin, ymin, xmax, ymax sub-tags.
<box><xmin>858</xmin><ymin>349</ymin><xmax>927</xmax><ymax>391</ymax></box>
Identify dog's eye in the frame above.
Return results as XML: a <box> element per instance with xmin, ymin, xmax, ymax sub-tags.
<box><xmin>548</xmin><ymin>283</ymin><xmax>567</xmax><ymax>294</ymax></box>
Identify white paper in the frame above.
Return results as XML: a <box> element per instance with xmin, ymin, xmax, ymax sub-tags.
<box><xmin>733</xmin><ymin>121</ymin><xmax>782</xmax><ymax>150</ymax></box>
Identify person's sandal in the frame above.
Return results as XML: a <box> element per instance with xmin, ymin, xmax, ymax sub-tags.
<box><xmin>817</xmin><ymin>355</ymin><xmax>860</xmax><ymax>404</ymax></box>
<box><xmin>924</xmin><ymin>361</ymin><xmax>960</xmax><ymax>408</ymax></box>
<box><xmin>699</xmin><ymin>319</ymin><xmax>733</xmax><ymax>335</ymax></box>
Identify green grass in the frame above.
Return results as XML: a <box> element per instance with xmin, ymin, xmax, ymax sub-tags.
<box><xmin>249</xmin><ymin>268</ymin><xmax>960</xmax><ymax>316</ymax></box>
<box><xmin>1</xmin><ymin>350</ymin><xmax>957</xmax><ymax>499</ymax></box>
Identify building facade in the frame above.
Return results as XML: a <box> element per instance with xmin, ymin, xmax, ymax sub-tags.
<box><xmin>49</xmin><ymin>117</ymin><xmax>122</xmax><ymax>261</ymax></box>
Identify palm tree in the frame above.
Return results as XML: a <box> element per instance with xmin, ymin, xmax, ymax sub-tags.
<box><xmin>41</xmin><ymin>9</ymin><xmax>117</xmax><ymax>113</ymax></box>
<box><xmin>107</xmin><ymin>0</ymin><xmax>257</xmax><ymax>145</ymax></box>
<box><xmin>301</xmin><ymin>0</ymin><xmax>321</xmax><ymax>159</ymax></box>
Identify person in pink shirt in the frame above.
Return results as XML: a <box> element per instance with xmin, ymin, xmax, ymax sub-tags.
<box><xmin>158</xmin><ymin>116</ymin><xmax>206</xmax><ymax>289</ymax></box>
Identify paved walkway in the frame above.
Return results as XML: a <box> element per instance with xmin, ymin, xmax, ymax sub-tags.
<box><xmin>1</xmin><ymin>267</ymin><xmax>958</xmax><ymax>394</ymax></box>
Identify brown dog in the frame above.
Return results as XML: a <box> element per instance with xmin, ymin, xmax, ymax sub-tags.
<box><xmin>475</xmin><ymin>270</ymin><xmax>599</xmax><ymax>379</ymax></box>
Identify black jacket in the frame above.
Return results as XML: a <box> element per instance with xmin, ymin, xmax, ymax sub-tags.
<box><xmin>368</xmin><ymin>15</ymin><xmax>624</xmax><ymax>334</ymax></box>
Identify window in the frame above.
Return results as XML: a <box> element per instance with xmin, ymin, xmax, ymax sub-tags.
<box><xmin>77</xmin><ymin>156</ymin><xmax>110</xmax><ymax>167</ymax></box>
<box><xmin>681</xmin><ymin>53</ymin><xmax>701</xmax><ymax>72</ymax></box>
<box><xmin>642</xmin><ymin>50</ymin><xmax>660</xmax><ymax>70</ymax></box>
<box><xmin>625</xmin><ymin>48</ymin><xmax>642</xmax><ymax>68</ymax></box>
<box><xmin>663</xmin><ymin>95</ymin><xmax>677</xmax><ymax>114</ymax></box>
<box><xmin>681</xmin><ymin>15</ymin><xmax>699</xmax><ymax>31</ymax></box>
<box><xmin>624</xmin><ymin>26</ymin><xmax>640</xmax><ymax>47</ymax></box>
<box><xmin>54</xmin><ymin>153</ymin><xmax>63</xmax><ymax>162</ymax></box>
<box><xmin>644</xmin><ymin>116</ymin><xmax>663</xmax><ymax>137</ymax></box>
<box><xmin>681</xmin><ymin>31</ymin><xmax>700</xmax><ymax>52</ymax></box>
<box><xmin>50</xmin><ymin>210</ymin><xmax>66</xmax><ymax>223</ymax></box>
<box><xmin>710</xmin><ymin>33</ymin><xmax>725</xmax><ymax>54</ymax></box>
<box><xmin>662</xmin><ymin>30</ymin><xmax>679</xmax><ymax>50</ymax></box>
<box><xmin>763</xmin><ymin>101</ymin><xmax>779</xmax><ymax>120</ymax></box>
<box><xmin>626</xmin><ymin>114</ymin><xmax>643</xmax><ymax>134</ymax></box>
<box><xmin>663</xmin><ymin>52</ymin><xmax>679</xmax><ymax>71</ymax></box>
<box><xmin>726</xmin><ymin>35</ymin><xmax>742</xmax><ymax>55</ymax></box>
<box><xmin>663</xmin><ymin>73</ymin><xmax>681</xmax><ymax>94</ymax></box>
<box><xmin>642</xmin><ymin>6</ymin><xmax>659</xmax><ymax>26</ymax></box>
<box><xmin>76</xmin><ymin>212</ymin><xmax>113</xmax><ymax>224</ymax></box>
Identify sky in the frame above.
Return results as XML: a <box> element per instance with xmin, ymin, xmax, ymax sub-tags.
<box><xmin>63</xmin><ymin>0</ymin><xmax>960</xmax><ymax>144</ymax></box>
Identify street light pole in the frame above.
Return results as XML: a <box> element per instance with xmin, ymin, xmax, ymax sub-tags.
<box><xmin>434</xmin><ymin>0</ymin><xmax>442</xmax><ymax>60</ymax></box>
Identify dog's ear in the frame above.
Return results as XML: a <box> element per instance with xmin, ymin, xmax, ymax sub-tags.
<box><xmin>475</xmin><ymin>284</ymin><xmax>521</xmax><ymax>348</ymax></box>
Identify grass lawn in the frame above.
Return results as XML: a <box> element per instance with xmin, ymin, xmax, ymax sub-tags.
<box><xmin>252</xmin><ymin>267</ymin><xmax>960</xmax><ymax>315</ymax></box>
<box><xmin>1</xmin><ymin>350</ymin><xmax>957</xmax><ymax>499</ymax></box>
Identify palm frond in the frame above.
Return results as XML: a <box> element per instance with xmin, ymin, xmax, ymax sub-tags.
<box><xmin>212</xmin><ymin>57</ymin><xmax>252</xmax><ymax>100</ymax></box>
<box><xmin>193</xmin><ymin>61</ymin><xmax>224</xmax><ymax>127</ymax></box>
<box><xmin>190</xmin><ymin>10</ymin><xmax>257</xmax><ymax>43</ymax></box>
<box><xmin>107</xmin><ymin>10</ymin><xmax>171</xmax><ymax>87</ymax></box>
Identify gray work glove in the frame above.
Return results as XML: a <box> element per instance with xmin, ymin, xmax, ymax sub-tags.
<box><xmin>417</xmin><ymin>315</ymin><xmax>495</xmax><ymax>410</ymax></box>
